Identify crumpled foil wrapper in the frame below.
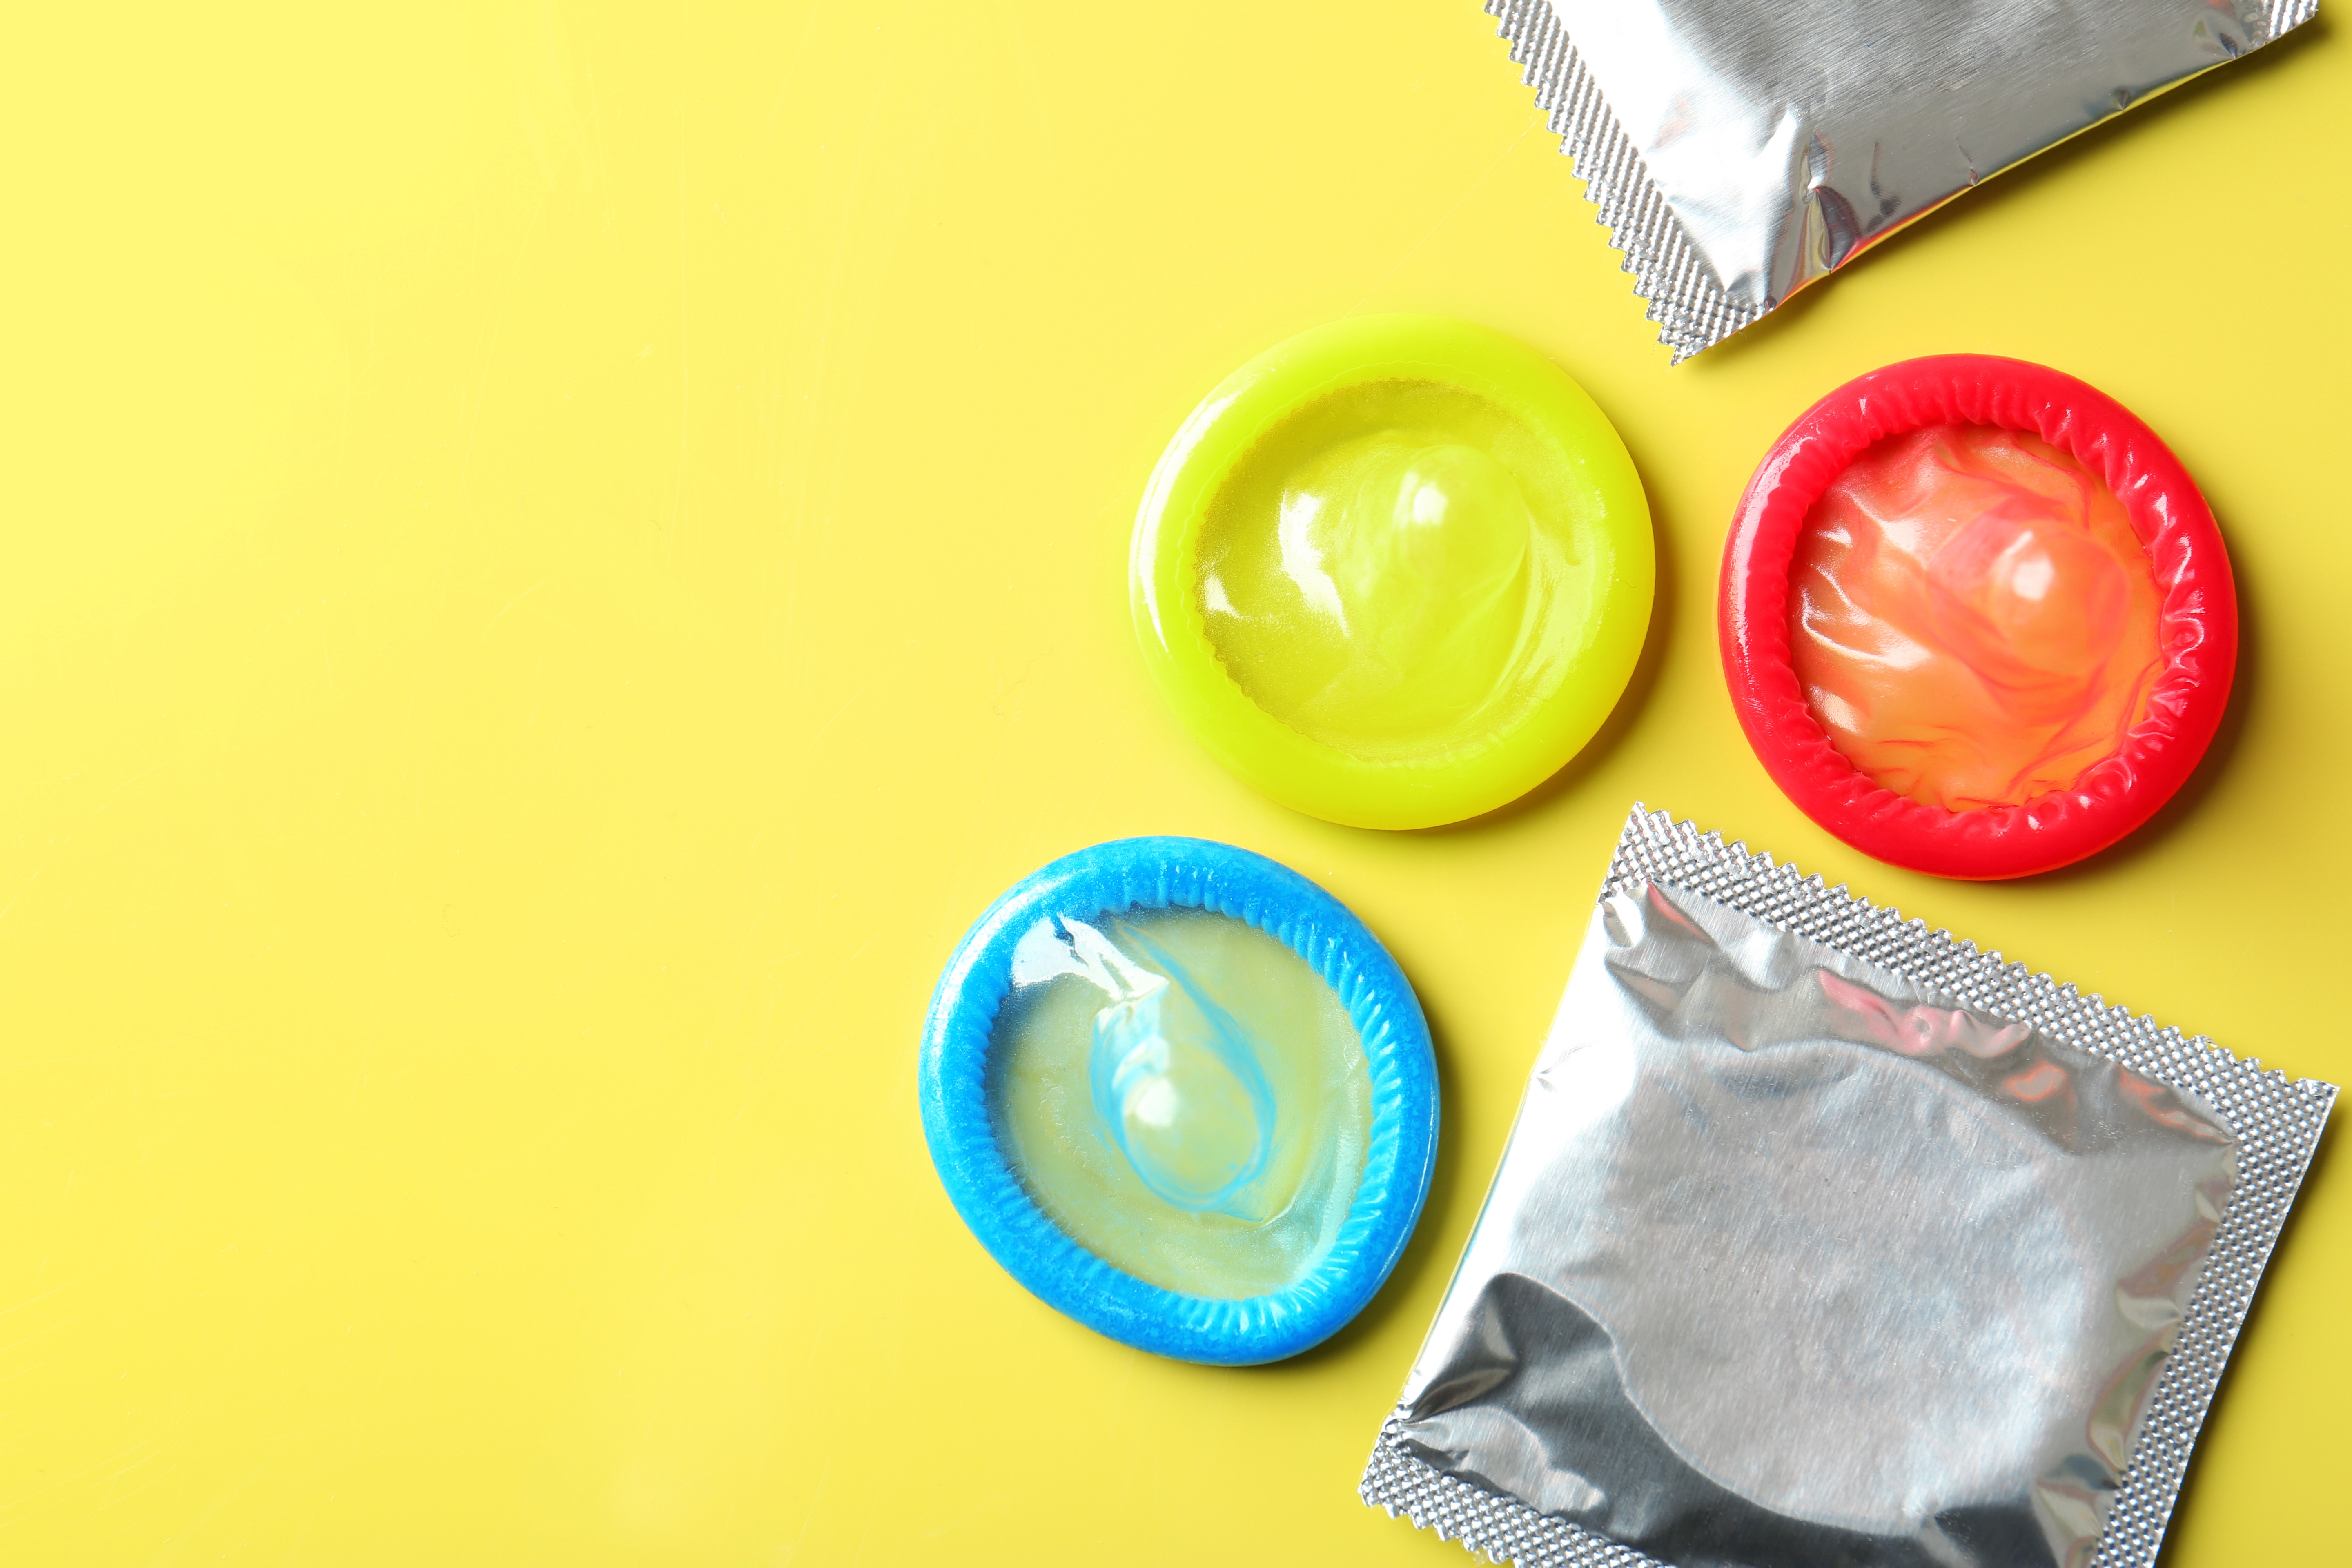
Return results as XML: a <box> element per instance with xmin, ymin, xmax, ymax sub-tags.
<box><xmin>1361</xmin><ymin>805</ymin><xmax>2334</xmax><ymax>1568</ymax></box>
<box><xmin>1484</xmin><ymin>0</ymin><xmax>2318</xmax><ymax>359</ymax></box>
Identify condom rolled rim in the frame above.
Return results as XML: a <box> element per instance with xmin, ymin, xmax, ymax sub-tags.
<box><xmin>1131</xmin><ymin>314</ymin><xmax>1655</xmax><ymax>831</ymax></box>
<box><xmin>1719</xmin><ymin>354</ymin><xmax>2237</xmax><ymax>881</ymax></box>
<box><xmin>919</xmin><ymin>836</ymin><xmax>1439</xmax><ymax>1364</ymax></box>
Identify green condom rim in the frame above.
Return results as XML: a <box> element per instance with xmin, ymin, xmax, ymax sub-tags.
<box><xmin>1130</xmin><ymin>314</ymin><xmax>1654</xmax><ymax>830</ymax></box>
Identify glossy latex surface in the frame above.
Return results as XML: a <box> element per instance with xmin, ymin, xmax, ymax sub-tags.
<box><xmin>1197</xmin><ymin>381</ymin><xmax>1591</xmax><ymax>760</ymax></box>
<box><xmin>1132</xmin><ymin>315</ymin><xmax>1653</xmax><ymax>830</ymax></box>
<box><xmin>1721</xmin><ymin>357</ymin><xmax>2234</xmax><ymax>880</ymax></box>
<box><xmin>989</xmin><ymin>908</ymin><xmax>1370</xmax><ymax>1298</ymax></box>
<box><xmin>1790</xmin><ymin>424</ymin><xmax>2162</xmax><ymax>811</ymax></box>
<box><xmin>919</xmin><ymin>836</ymin><xmax>1439</xmax><ymax>1365</ymax></box>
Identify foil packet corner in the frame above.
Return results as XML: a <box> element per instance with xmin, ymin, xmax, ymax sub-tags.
<box><xmin>1484</xmin><ymin>0</ymin><xmax>2321</xmax><ymax>360</ymax></box>
<box><xmin>1362</xmin><ymin>802</ymin><xmax>2335</xmax><ymax>1568</ymax></box>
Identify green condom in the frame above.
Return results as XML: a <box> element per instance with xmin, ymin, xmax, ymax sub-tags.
<box><xmin>1131</xmin><ymin>316</ymin><xmax>1653</xmax><ymax>829</ymax></box>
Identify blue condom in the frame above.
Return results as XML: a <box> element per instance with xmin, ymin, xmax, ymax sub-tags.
<box><xmin>919</xmin><ymin>837</ymin><xmax>1439</xmax><ymax>1365</ymax></box>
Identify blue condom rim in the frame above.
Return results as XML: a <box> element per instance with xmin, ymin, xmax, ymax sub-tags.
<box><xmin>918</xmin><ymin>836</ymin><xmax>1439</xmax><ymax>1365</ymax></box>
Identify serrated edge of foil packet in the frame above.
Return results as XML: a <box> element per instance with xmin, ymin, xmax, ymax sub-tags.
<box><xmin>1360</xmin><ymin>803</ymin><xmax>2338</xmax><ymax>1568</ymax></box>
<box><xmin>1483</xmin><ymin>0</ymin><xmax>2320</xmax><ymax>361</ymax></box>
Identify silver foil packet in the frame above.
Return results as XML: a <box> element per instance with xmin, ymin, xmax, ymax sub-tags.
<box><xmin>1362</xmin><ymin>806</ymin><xmax>2334</xmax><ymax>1568</ymax></box>
<box><xmin>1485</xmin><ymin>0</ymin><xmax>2318</xmax><ymax>359</ymax></box>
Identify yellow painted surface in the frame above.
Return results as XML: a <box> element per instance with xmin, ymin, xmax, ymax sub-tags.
<box><xmin>1</xmin><ymin>3</ymin><xmax>2343</xmax><ymax>1562</ymax></box>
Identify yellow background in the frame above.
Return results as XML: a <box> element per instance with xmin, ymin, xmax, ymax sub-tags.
<box><xmin>3</xmin><ymin>3</ymin><xmax>2343</xmax><ymax>1562</ymax></box>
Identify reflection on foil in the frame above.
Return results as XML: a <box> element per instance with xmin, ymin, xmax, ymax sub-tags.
<box><xmin>1392</xmin><ymin>880</ymin><xmax>2236</xmax><ymax>1568</ymax></box>
<box><xmin>1486</xmin><ymin>0</ymin><xmax>2312</xmax><ymax>358</ymax></box>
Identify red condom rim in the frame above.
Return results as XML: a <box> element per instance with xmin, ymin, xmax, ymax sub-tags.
<box><xmin>1717</xmin><ymin>354</ymin><xmax>2237</xmax><ymax>881</ymax></box>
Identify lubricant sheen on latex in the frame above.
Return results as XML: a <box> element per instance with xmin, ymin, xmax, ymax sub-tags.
<box><xmin>1194</xmin><ymin>380</ymin><xmax>1597</xmax><ymax>763</ymax></box>
<box><xmin>1788</xmin><ymin>424</ymin><xmax>2162</xmax><ymax>811</ymax></box>
<box><xmin>987</xmin><ymin>907</ymin><xmax>1371</xmax><ymax>1299</ymax></box>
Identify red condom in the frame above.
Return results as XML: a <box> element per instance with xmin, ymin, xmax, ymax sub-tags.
<box><xmin>1719</xmin><ymin>356</ymin><xmax>2236</xmax><ymax>880</ymax></box>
